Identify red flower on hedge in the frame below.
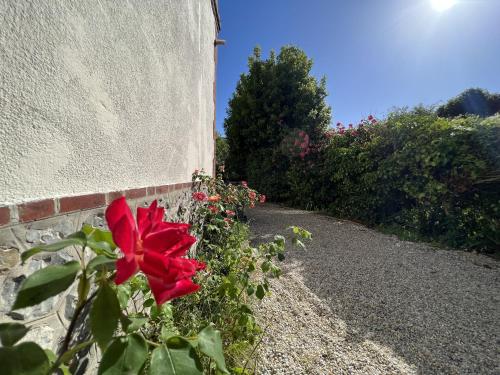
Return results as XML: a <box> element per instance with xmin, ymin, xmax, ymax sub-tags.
<box><xmin>208</xmin><ymin>205</ymin><xmax>219</xmax><ymax>214</ymax></box>
<box><xmin>105</xmin><ymin>197</ymin><xmax>203</xmax><ymax>305</ymax></box>
<box><xmin>192</xmin><ymin>192</ymin><xmax>207</xmax><ymax>202</ymax></box>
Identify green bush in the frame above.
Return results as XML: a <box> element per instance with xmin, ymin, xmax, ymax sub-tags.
<box><xmin>224</xmin><ymin>46</ymin><xmax>331</xmax><ymax>200</ymax></box>
<box><xmin>437</xmin><ymin>88</ymin><xmax>500</xmax><ymax>118</ymax></box>
<box><xmin>289</xmin><ymin>110</ymin><xmax>499</xmax><ymax>252</ymax></box>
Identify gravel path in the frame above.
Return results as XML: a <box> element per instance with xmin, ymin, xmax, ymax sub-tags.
<box><xmin>247</xmin><ymin>204</ymin><xmax>500</xmax><ymax>375</ymax></box>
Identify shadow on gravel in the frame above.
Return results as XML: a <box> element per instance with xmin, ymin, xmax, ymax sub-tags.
<box><xmin>248</xmin><ymin>204</ymin><xmax>500</xmax><ymax>375</ymax></box>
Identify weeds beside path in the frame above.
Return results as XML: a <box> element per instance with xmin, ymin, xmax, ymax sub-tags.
<box><xmin>248</xmin><ymin>204</ymin><xmax>500</xmax><ymax>375</ymax></box>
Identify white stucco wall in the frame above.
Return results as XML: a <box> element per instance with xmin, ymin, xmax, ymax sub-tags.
<box><xmin>0</xmin><ymin>0</ymin><xmax>216</xmax><ymax>204</ymax></box>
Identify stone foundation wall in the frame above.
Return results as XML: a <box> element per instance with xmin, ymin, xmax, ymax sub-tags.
<box><xmin>0</xmin><ymin>185</ymin><xmax>195</xmax><ymax>373</ymax></box>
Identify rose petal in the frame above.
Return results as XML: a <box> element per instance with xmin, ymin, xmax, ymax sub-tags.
<box><xmin>115</xmin><ymin>257</ymin><xmax>139</xmax><ymax>284</ymax></box>
<box><xmin>148</xmin><ymin>277</ymin><xmax>200</xmax><ymax>305</ymax></box>
<box><xmin>105</xmin><ymin>197</ymin><xmax>134</xmax><ymax>232</ymax></box>
<box><xmin>143</xmin><ymin>228</ymin><xmax>196</xmax><ymax>256</ymax></box>
<box><xmin>111</xmin><ymin>216</ymin><xmax>137</xmax><ymax>258</ymax></box>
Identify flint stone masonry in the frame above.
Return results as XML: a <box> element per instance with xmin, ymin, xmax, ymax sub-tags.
<box><xmin>0</xmin><ymin>187</ymin><xmax>196</xmax><ymax>373</ymax></box>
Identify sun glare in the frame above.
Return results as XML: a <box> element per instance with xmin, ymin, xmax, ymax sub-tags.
<box><xmin>431</xmin><ymin>0</ymin><xmax>457</xmax><ymax>12</ymax></box>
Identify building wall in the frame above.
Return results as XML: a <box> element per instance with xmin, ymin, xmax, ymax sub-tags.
<box><xmin>0</xmin><ymin>0</ymin><xmax>217</xmax><ymax>205</ymax></box>
<box><xmin>0</xmin><ymin>1</ymin><xmax>219</xmax><ymax>371</ymax></box>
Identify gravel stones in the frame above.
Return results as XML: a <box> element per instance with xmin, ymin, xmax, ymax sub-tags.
<box><xmin>248</xmin><ymin>204</ymin><xmax>500</xmax><ymax>375</ymax></box>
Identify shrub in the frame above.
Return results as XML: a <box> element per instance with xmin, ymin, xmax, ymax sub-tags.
<box><xmin>290</xmin><ymin>110</ymin><xmax>499</xmax><ymax>252</ymax></box>
<box><xmin>224</xmin><ymin>46</ymin><xmax>331</xmax><ymax>200</ymax></box>
<box><xmin>437</xmin><ymin>88</ymin><xmax>500</xmax><ymax>118</ymax></box>
<box><xmin>1</xmin><ymin>171</ymin><xmax>311</xmax><ymax>374</ymax></box>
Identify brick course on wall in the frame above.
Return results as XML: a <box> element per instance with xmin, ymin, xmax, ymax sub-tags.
<box><xmin>0</xmin><ymin>182</ymin><xmax>193</xmax><ymax>228</ymax></box>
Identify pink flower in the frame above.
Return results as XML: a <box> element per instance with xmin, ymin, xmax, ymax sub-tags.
<box><xmin>192</xmin><ymin>192</ymin><xmax>208</xmax><ymax>202</ymax></box>
<box><xmin>241</xmin><ymin>181</ymin><xmax>248</xmax><ymax>188</ymax></box>
<box><xmin>259</xmin><ymin>195</ymin><xmax>266</xmax><ymax>203</ymax></box>
<box><xmin>223</xmin><ymin>218</ymin><xmax>233</xmax><ymax>225</ymax></box>
<box><xmin>208</xmin><ymin>205</ymin><xmax>219</xmax><ymax>214</ymax></box>
<box><xmin>368</xmin><ymin>115</ymin><xmax>374</xmax><ymax>121</ymax></box>
<box><xmin>225</xmin><ymin>209</ymin><xmax>235</xmax><ymax>216</ymax></box>
<box><xmin>249</xmin><ymin>191</ymin><xmax>257</xmax><ymax>200</ymax></box>
<box><xmin>249</xmin><ymin>202</ymin><xmax>255</xmax><ymax>208</ymax></box>
<box><xmin>105</xmin><ymin>198</ymin><xmax>203</xmax><ymax>305</ymax></box>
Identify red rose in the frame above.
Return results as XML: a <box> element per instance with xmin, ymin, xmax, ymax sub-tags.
<box><xmin>192</xmin><ymin>192</ymin><xmax>208</xmax><ymax>202</ymax></box>
<box><xmin>105</xmin><ymin>198</ymin><xmax>203</xmax><ymax>305</ymax></box>
<box><xmin>248</xmin><ymin>191</ymin><xmax>257</xmax><ymax>200</ymax></box>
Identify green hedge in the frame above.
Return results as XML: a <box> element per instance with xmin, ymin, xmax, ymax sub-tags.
<box><xmin>287</xmin><ymin>110</ymin><xmax>500</xmax><ymax>252</ymax></box>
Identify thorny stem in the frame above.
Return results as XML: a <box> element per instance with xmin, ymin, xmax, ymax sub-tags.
<box><xmin>48</xmin><ymin>290</ymin><xmax>98</xmax><ymax>374</ymax></box>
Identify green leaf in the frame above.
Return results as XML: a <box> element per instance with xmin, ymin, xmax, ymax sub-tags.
<box><xmin>12</xmin><ymin>261</ymin><xmax>80</xmax><ymax>310</ymax></box>
<box><xmin>0</xmin><ymin>342</ymin><xmax>50</xmax><ymax>375</ymax></box>
<box><xmin>0</xmin><ymin>323</ymin><xmax>29</xmax><ymax>346</ymax></box>
<box><xmin>98</xmin><ymin>334</ymin><xmax>148</xmax><ymax>375</ymax></box>
<box><xmin>21</xmin><ymin>233</ymin><xmax>86</xmax><ymax>263</ymax></box>
<box><xmin>87</xmin><ymin>255</ymin><xmax>116</xmax><ymax>273</ymax></box>
<box><xmin>116</xmin><ymin>284</ymin><xmax>131</xmax><ymax>309</ymax></box>
<box><xmin>125</xmin><ymin>316</ymin><xmax>148</xmax><ymax>333</ymax></box>
<box><xmin>150</xmin><ymin>338</ymin><xmax>203</xmax><ymax>375</ymax></box>
<box><xmin>197</xmin><ymin>325</ymin><xmax>228</xmax><ymax>374</ymax></box>
<box><xmin>91</xmin><ymin>283</ymin><xmax>121</xmax><ymax>351</ymax></box>
<box><xmin>261</xmin><ymin>261</ymin><xmax>271</xmax><ymax>273</ymax></box>
<box><xmin>239</xmin><ymin>304</ymin><xmax>253</xmax><ymax>315</ymax></box>
<box><xmin>82</xmin><ymin>225</ymin><xmax>116</xmax><ymax>249</ymax></box>
<box><xmin>83</xmin><ymin>225</ymin><xmax>117</xmax><ymax>257</ymax></box>
<box><xmin>256</xmin><ymin>285</ymin><xmax>265</xmax><ymax>300</ymax></box>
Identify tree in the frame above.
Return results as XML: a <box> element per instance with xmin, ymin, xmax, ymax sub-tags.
<box><xmin>437</xmin><ymin>88</ymin><xmax>500</xmax><ymax>118</ymax></box>
<box><xmin>215</xmin><ymin>131</ymin><xmax>229</xmax><ymax>172</ymax></box>
<box><xmin>224</xmin><ymin>46</ymin><xmax>331</xmax><ymax>200</ymax></box>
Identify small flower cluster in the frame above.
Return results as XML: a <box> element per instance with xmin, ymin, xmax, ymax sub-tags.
<box><xmin>328</xmin><ymin>115</ymin><xmax>378</xmax><ymax>137</ymax></box>
<box><xmin>191</xmin><ymin>171</ymin><xmax>266</xmax><ymax>228</ymax></box>
<box><xmin>284</xmin><ymin>129</ymin><xmax>312</xmax><ymax>159</ymax></box>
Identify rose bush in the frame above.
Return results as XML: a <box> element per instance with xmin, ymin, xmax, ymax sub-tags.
<box><xmin>1</xmin><ymin>171</ymin><xmax>311</xmax><ymax>374</ymax></box>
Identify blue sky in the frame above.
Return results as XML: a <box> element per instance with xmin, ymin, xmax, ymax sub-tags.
<box><xmin>215</xmin><ymin>0</ymin><xmax>500</xmax><ymax>133</ymax></box>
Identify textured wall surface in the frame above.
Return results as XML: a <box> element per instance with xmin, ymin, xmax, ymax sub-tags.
<box><xmin>0</xmin><ymin>0</ymin><xmax>216</xmax><ymax>204</ymax></box>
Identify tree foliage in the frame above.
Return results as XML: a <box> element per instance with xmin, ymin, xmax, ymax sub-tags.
<box><xmin>215</xmin><ymin>132</ymin><xmax>229</xmax><ymax>171</ymax></box>
<box><xmin>224</xmin><ymin>46</ymin><xmax>331</xmax><ymax>199</ymax></box>
<box><xmin>437</xmin><ymin>88</ymin><xmax>500</xmax><ymax>118</ymax></box>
